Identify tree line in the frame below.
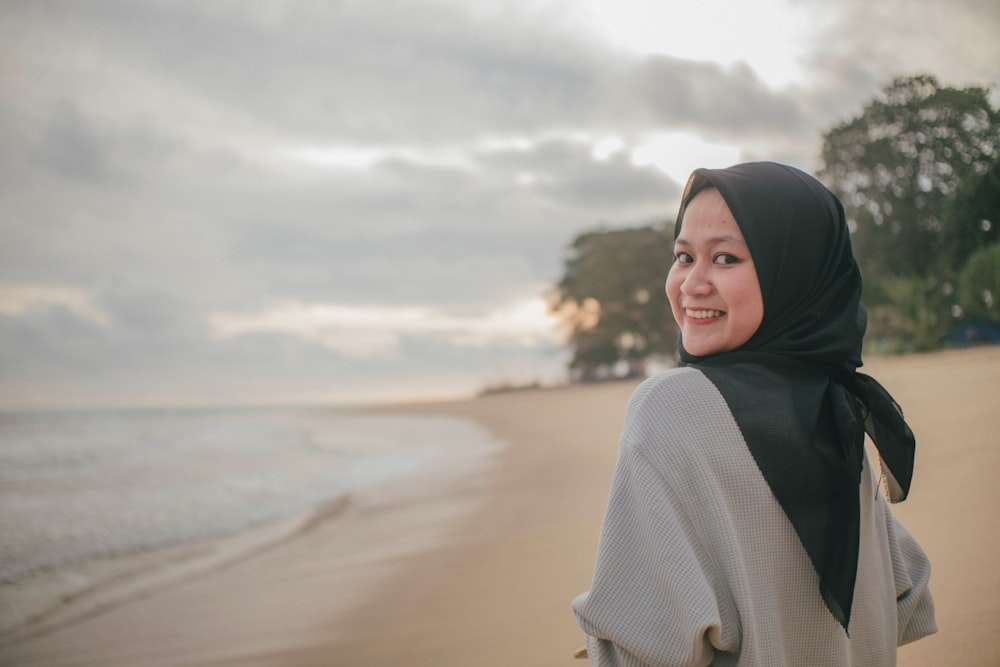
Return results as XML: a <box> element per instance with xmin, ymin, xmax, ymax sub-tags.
<box><xmin>550</xmin><ymin>75</ymin><xmax>1000</xmax><ymax>380</ymax></box>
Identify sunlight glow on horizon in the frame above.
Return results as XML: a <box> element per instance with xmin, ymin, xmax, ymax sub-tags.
<box><xmin>208</xmin><ymin>297</ymin><xmax>561</xmax><ymax>359</ymax></box>
<box><xmin>279</xmin><ymin>130</ymin><xmax>741</xmax><ymax>188</ymax></box>
<box><xmin>0</xmin><ymin>284</ymin><xmax>111</xmax><ymax>327</ymax></box>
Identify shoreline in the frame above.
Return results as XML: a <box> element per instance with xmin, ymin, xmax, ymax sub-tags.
<box><xmin>0</xmin><ymin>495</ymin><xmax>352</xmax><ymax>648</ymax></box>
<box><xmin>0</xmin><ymin>410</ymin><xmax>504</xmax><ymax>666</ymax></box>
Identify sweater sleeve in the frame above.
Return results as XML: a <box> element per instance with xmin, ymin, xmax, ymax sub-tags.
<box><xmin>572</xmin><ymin>439</ymin><xmax>735</xmax><ymax>666</ymax></box>
<box><xmin>886</xmin><ymin>512</ymin><xmax>937</xmax><ymax>645</ymax></box>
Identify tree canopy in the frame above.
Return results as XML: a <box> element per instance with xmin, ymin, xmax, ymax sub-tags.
<box><xmin>549</xmin><ymin>225</ymin><xmax>676</xmax><ymax>379</ymax></box>
<box><xmin>819</xmin><ymin>74</ymin><xmax>1000</xmax><ymax>350</ymax></box>
<box><xmin>819</xmin><ymin>75</ymin><xmax>1000</xmax><ymax>282</ymax></box>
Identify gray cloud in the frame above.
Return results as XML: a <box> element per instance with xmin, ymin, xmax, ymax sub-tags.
<box><xmin>795</xmin><ymin>0</ymin><xmax>1000</xmax><ymax>121</ymax></box>
<box><xmin>627</xmin><ymin>56</ymin><xmax>809</xmax><ymax>138</ymax></box>
<box><xmin>6</xmin><ymin>0</ymin><xmax>611</xmax><ymax>143</ymax></box>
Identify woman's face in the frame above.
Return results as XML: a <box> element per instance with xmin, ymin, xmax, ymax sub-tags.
<box><xmin>666</xmin><ymin>187</ymin><xmax>764</xmax><ymax>357</ymax></box>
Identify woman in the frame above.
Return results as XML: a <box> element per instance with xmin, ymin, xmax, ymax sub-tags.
<box><xmin>572</xmin><ymin>162</ymin><xmax>936</xmax><ymax>666</ymax></box>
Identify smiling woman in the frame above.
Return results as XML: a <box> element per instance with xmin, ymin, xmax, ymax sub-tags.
<box><xmin>573</xmin><ymin>162</ymin><xmax>936</xmax><ymax>665</ymax></box>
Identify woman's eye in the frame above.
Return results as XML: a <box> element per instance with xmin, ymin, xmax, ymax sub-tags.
<box><xmin>675</xmin><ymin>252</ymin><xmax>693</xmax><ymax>264</ymax></box>
<box><xmin>713</xmin><ymin>253</ymin><xmax>740</xmax><ymax>265</ymax></box>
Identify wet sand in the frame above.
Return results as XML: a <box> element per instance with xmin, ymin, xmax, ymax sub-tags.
<box><xmin>2</xmin><ymin>346</ymin><xmax>997</xmax><ymax>666</ymax></box>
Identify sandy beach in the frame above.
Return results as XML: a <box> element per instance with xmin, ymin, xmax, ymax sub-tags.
<box><xmin>1</xmin><ymin>346</ymin><xmax>998</xmax><ymax>666</ymax></box>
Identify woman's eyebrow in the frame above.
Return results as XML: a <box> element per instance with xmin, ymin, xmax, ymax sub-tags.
<box><xmin>674</xmin><ymin>235</ymin><xmax>748</xmax><ymax>246</ymax></box>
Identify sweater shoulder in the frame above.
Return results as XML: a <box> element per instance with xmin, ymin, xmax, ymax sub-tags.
<box><xmin>626</xmin><ymin>366</ymin><xmax>715</xmax><ymax>410</ymax></box>
<box><xmin>622</xmin><ymin>367</ymin><xmax>740</xmax><ymax>462</ymax></box>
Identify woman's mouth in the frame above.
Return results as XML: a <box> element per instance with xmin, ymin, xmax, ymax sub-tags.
<box><xmin>685</xmin><ymin>309</ymin><xmax>725</xmax><ymax>320</ymax></box>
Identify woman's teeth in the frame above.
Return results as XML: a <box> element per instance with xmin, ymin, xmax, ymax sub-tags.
<box><xmin>686</xmin><ymin>309</ymin><xmax>724</xmax><ymax>319</ymax></box>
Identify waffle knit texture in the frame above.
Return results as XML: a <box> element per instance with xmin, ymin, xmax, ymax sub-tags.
<box><xmin>573</xmin><ymin>368</ymin><xmax>936</xmax><ymax>666</ymax></box>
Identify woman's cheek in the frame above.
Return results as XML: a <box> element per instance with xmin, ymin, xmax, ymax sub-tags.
<box><xmin>665</xmin><ymin>270</ymin><xmax>683</xmax><ymax>325</ymax></box>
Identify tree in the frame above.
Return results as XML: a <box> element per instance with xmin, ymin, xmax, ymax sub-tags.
<box><xmin>958</xmin><ymin>244</ymin><xmax>1000</xmax><ymax>322</ymax></box>
<box><xmin>946</xmin><ymin>156</ymin><xmax>1000</xmax><ymax>271</ymax></box>
<box><xmin>865</xmin><ymin>276</ymin><xmax>954</xmax><ymax>353</ymax></box>
<box><xmin>819</xmin><ymin>75</ymin><xmax>1000</xmax><ymax>282</ymax></box>
<box><xmin>550</xmin><ymin>225</ymin><xmax>676</xmax><ymax>380</ymax></box>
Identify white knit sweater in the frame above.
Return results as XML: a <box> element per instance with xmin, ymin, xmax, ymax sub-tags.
<box><xmin>573</xmin><ymin>367</ymin><xmax>937</xmax><ymax>666</ymax></box>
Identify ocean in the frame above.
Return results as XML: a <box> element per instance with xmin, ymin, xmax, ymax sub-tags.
<box><xmin>0</xmin><ymin>404</ymin><xmax>502</xmax><ymax>641</ymax></box>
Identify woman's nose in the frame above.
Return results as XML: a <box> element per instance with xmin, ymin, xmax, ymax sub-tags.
<box><xmin>681</xmin><ymin>262</ymin><xmax>713</xmax><ymax>295</ymax></box>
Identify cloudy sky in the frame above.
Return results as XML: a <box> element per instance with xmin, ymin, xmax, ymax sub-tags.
<box><xmin>1</xmin><ymin>0</ymin><xmax>998</xmax><ymax>409</ymax></box>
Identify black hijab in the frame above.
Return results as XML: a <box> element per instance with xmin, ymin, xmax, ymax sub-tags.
<box><xmin>674</xmin><ymin>162</ymin><xmax>916</xmax><ymax>631</ymax></box>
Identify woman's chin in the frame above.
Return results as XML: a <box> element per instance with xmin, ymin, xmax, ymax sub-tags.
<box><xmin>681</xmin><ymin>335</ymin><xmax>722</xmax><ymax>357</ymax></box>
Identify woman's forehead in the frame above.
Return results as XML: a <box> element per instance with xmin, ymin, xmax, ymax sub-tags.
<box><xmin>680</xmin><ymin>187</ymin><xmax>733</xmax><ymax>224</ymax></box>
<box><xmin>678</xmin><ymin>187</ymin><xmax>751</xmax><ymax>243</ymax></box>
